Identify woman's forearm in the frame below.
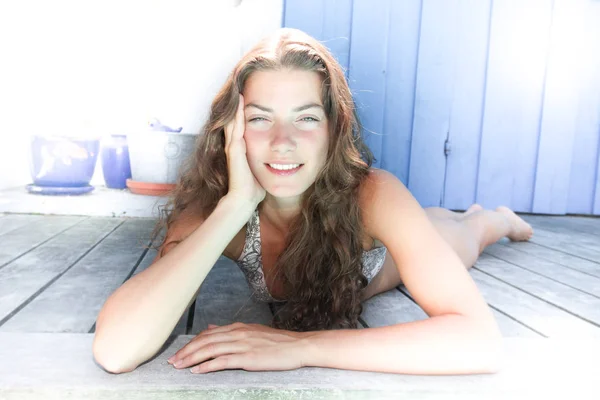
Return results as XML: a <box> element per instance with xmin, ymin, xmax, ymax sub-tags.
<box><xmin>301</xmin><ymin>314</ymin><xmax>504</xmax><ymax>375</ymax></box>
<box><xmin>93</xmin><ymin>196</ymin><xmax>257</xmax><ymax>373</ymax></box>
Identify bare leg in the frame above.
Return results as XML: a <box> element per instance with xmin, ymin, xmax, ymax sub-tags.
<box><xmin>423</xmin><ymin>204</ymin><xmax>483</xmax><ymax>221</ymax></box>
<box><xmin>426</xmin><ymin>204</ymin><xmax>534</xmax><ymax>268</ymax></box>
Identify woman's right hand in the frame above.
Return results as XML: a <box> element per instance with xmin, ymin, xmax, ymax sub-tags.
<box><xmin>223</xmin><ymin>94</ymin><xmax>266</xmax><ymax>207</ymax></box>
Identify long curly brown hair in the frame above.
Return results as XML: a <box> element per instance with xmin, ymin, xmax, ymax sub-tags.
<box><xmin>152</xmin><ymin>27</ymin><xmax>375</xmax><ymax>331</ymax></box>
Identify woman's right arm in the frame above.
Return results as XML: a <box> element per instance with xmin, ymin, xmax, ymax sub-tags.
<box><xmin>92</xmin><ymin>195</ymin><xmax>257</xmax><ymax>374</ymax></box>
<box><xmin>94</xmin><ymin>93</ymin><xmax>263</xmax><ymax>373</ymax></box>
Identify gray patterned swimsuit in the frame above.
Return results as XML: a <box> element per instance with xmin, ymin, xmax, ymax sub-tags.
<box><xmin>234</xmin><ymin>208</ymin><xmax>387</xmax><ymax>303</ymax></box>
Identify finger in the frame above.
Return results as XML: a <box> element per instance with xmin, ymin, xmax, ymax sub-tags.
<box><xmin>170</xmin><ymin>328</ymin><xmax>248</xmax><ymax>363</ymax></box>
<box><xmin>233</xmin><ymin>94</ymin><xmax>245</xmax><ymax>141</ymax></box>
<box><xmin>224</xmin><ymin>94</ymin><xmax>242</xmax><ymax>149</ymax></box>
<box><xmin>208</xmin><ymin>324</ymin><xmax>219</xmax><ymax>329</ymax></box>
<box><xmin>190</xmin><ymin>354</ymin><xmax>249</xmax><ymax>374</ymax></box>
<box><xmin>176</xmin><ymin>341</ymin><xmax>250</xmax><ymax>369</ymax></box>
<box><xmin>199</xmin><ymin>322</ymin><xmax>245</xmax><ymax>336</ymax></box>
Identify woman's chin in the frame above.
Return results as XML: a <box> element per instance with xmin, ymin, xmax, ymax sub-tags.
<box><xmin>261</xmin><ymin>183</ymin><xmax>308</xmax><ymax>200</ymax></box>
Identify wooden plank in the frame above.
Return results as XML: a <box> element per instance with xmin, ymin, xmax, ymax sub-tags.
<box><xmin>0</xmin><ymin>218</ymin><xmax>122</xmax><ymax>325</ymax></box>
<box><xmin>0</xmin><ymin>214</ymin><xmax>45</xmax><ymax>237</ymax></box>
<box><xmin>379</xmin><ymin>0</ymin><xmax>421</xmax><ymax>185</ymax></box>
<box><xmin>320</xmin><ymin>0</ymin><xmax>353</xmax><ymax>75</ymax></box>
<box><xmin>283</xmin><ymin>0</ymin><xmax>326</xmax><ymax>44</ymax></box>
<box><xmin>476</xmin><ymin>253</ymin><xmax>600</xmax><ymax>325</ymax></box>
<box><xmin>283</xmin><ymin>0</ymin><xmax>353</xmax><ymax>74</ymax></box>
<box><xmin>522</xmin><ymin>215</ymin><xmax>600</xmax><ymax>237</ymax></box>
<box><xmin>487</xmin><ymin>307</ymin><xmax>544</xmax><ymax>338</ymax></box>
<box><xmin>407</xmin><ymin>0</ymin><xmax>458</xmax><ymax>206</ymax></box>
<box><xmin>568</xmin><ymin>0</ymin><xmax>600</xmax><ymax>215</ymax></box>
<box><xmin>469</xmin><ymin>268</ymin><xmax>600</xmax><ymax>338</ymax></box>
<box><xmin>361</xmin><ymin>288</ymin><xmax>428</xmax><ymax>327</ymax></box>
<box><xmin>362</xmin><ymin>286</ymin><xmax>541</xmax><ymax>338</ymax></box>
<box><xmin>0</xmin><ymin>215</ymin><xmax>85</xmax><ymax>267</ymax></box>
<box><xmin>485</xmin><ymin>243</ymin><xmax>600</xmax><ymax>297</ymax></box>
<box><xmin>443</xmin><ymin>0</ymin><xmax>492</xmax><ymax>211</ymax></box>
<box><xmin>529</xmin><ymin>224</ymin><xmax>600</xmax><ymax>249</ymax></box>
<box><xmin>347</xmin><ymin>0</ymin><xmax>392</xmax><ymax>170</ymax></box>
<box><xmin>522</xmin><ymin>215</ymin><xmax>600</xmax><ymax>239</ymax></box>
<box><xmin>532</xmin><ymin>0</ymin><xmax>587</xmax><ymax>214</ymax></box>
<box><xmin>476</xmin><ymin>0</ymin><xmax>553</xmax><ymax>212</ymax></box>
<box><xmin>1</xmin><ymin>333</ymin><xmax>599</xmax><ymax>398</ymax></box>
<box><xmin>191</xmin><ymin>257</ymin><xmax>273</xmax><ymax>333</ymax></box>
<box><xmin>502</xmin><ymin>240</ymin><xmax>600</xmax><ymax>279</ymax></box>
<box><xmin>0</xmin><ymin>219</ymin><xmax>156</xmax><ymax>333</ymax></box>
<box><xmin>516</xmin><ymin>217</ymin><xmax>600</xmax><ymax>256</ymax></box>
<box><xmin>528</xmin><ymin>226</ymin><xmax>600</xmax><ymax>263</ymax></box>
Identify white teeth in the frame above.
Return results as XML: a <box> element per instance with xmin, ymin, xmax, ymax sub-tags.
<box><xmin>268</xmin><ymin>163</ymin><xmax>301</xmax><ymax>170</ymax></box>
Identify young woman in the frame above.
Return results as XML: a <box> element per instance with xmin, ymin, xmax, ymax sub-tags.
<box><xmin>93</xmin><ymin>28</ymin><xmax>533</xmax><ymax>376</ymax></box>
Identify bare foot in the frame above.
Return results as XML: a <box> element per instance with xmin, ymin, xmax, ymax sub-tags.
<box><xmin>463</xmin><ymin>203</ymin><xmax>483</xmax><ymax>217</ymax></box>
<box><xmin>495</xmin><ymin>206</ymin><xmax>534</xmax><ymax>241</ymax></box>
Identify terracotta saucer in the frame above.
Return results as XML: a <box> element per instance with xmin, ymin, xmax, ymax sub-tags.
<box><xmin>126</xmin><ymin>179</ymin><xmax>176</xmax><ymax>196</ymax></box>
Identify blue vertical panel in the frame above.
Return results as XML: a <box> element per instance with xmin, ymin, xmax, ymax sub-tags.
<box><xmin>320</xmin><ymin>0</ymin><xmax>353</xmax><ymax>75</ymax></box>
<box><xmin>283</xmin><ymin>0</ymin><xmax>353</xmax><ymax>73</ymax></box>
<box><xmin>442</xmin><ymin>0</ymin><xmax>492</xmax><ymax>211</ymax></box>
<box><xmin>408</xmin><ymin>0</ymin><xmax>458</xmax><ymax>207</ymax></box>
<box><xmin>347</xmin><ymin>0</ymin><xmax>392</xmax><ymax>169</ymax></box>
<box><xmin>532</xmin><ymin>0</ymin><xmax>588</xmax><ymax>214</ymax></box>
<box><xmin>283</xmin><ymin>0</ymin><xmax>325</xmax><ymax>39</ymax></box>
<box><xmin>476</xmin><ymin>0</ymin><xmax>553</xmax><ymax>212</ymax></box>
<box><xmin>567</xmin><ymin>0</ymin><xmax>600</xmax><ymax>216</ymax></box>
<box><xmin>379</xmin><ymin>0</ymin><xmax>421</xmax><ymax>185</ymax></box>
<box><xmin>595</xmin><ymin>144</ymin><xmax>600</xmax><ymax>215</ymax></box>
<box><xmin>592</xmin><ymin>1</ymin><xmax>600</xmax><ymax>216</ymax></box>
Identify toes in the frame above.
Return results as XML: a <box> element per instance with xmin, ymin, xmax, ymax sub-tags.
<box><xmin>464</xmin><ymin>204</ymin><xmax>483</xmax><ymax>216</ymax></box>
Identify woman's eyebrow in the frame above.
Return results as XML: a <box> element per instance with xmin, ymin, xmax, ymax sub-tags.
<box><xmin>244</xmin><ymin>103</ymin><xmax>324</xmax><ymax>113</ymax></box>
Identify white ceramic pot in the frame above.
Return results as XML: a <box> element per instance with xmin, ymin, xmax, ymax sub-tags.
<box><xmin>127</xmin><ymin>131</ymin><xmax>197</xmax><ymax>184</ymax></box>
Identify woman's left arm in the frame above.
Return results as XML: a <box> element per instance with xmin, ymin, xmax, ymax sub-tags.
<box><xmin>169</xmin><ymin>170</ymin><xmax>503</xmax><ymax>375</ymax></box>
<box><xmin>302</xmin><ymin>312</ymin><xmax>502</xmax><ymax>375</ymax></box>
<box><xmin>301</xmin><ymin>169</ymin><xmax>503</xmax><ymax>375</ymax></box>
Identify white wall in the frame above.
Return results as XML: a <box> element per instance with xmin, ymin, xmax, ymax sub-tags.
<box><xmin>0</xmin><ymin>0</ymin><xmax>283</xmax><ymax>190</ymax></box>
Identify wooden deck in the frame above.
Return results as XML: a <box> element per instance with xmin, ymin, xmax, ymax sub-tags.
<box><xmin>0</xmin><ymin>212</ymin><xmax>599</xmax><ymax>399</ymax></box>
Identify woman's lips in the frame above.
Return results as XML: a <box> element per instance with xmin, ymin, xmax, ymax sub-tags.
<box><xmin>265</xmin><ymin>164</ymin><xmax>304</xmax><ymax>176</ymax></box>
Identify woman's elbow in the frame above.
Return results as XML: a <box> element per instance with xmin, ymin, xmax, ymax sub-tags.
<box><xmin>92</xmin><ymin>332</ymin><xmax>139</xmax><ymax>374</ymax></box>
<box><xmin>478</xmin><ymin>330</ymin><xmax>505</xmax><ymax>374</ymax></box>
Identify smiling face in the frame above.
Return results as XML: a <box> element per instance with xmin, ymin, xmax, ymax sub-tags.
<box><xmin>242</xmin><ymin>68</ymin><xmax>330</xmax><ymax>200</ymax></box>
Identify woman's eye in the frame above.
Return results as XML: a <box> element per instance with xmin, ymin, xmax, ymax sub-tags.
<box><xmin>299</xmin><ymin>117</ymin><xmax>319</xmax><ymax>122</ymax></box>
<box><xmin>248</xmin><ymin>117</ymin><xmax>268</xmax><ymax>122</ymax></box>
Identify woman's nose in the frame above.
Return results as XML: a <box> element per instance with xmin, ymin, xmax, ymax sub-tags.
<box><xmin>270</xmin><ymin>126</ymin><xmax>296</xmax><ymax>153</ymax></box>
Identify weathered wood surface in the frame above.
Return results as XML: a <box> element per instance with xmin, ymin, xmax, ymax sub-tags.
<box><xmin>191</xmin><ymin>257</ymin><xmax>273</xmax><ymax>332</ymax></box>
<box><xmin>0</xmin><ymin>214</ymin><xmax>598</xmax><ymax>337</ymax></box>
<box><xmin>476</xmin><ymin>252</ymin><xmax>600</xmax><ymax>326</ymax></box>
<box><xmin>0</xmin><ymin>214</ymin><xmax>45</xmax><ymax>236</ymax></box>
<box><xmin>0</xmin><ymin>333</ymin><xmax>598</xmax><ymax>399</ymax></box>
<box><xmin>0</xmin><ymin>213</ymin><xmax>599</xmax><ymax>398</ymax></box>
<box><xmin>484</xmin><ymin>243</ymin><xmax>600</xmax><ymax>296</ymax></box>
<box><xmin>0</xmin><ymin>215</ymin><xmax>84</xmax><ymax>267</ymax></box>
<box><xmin>0</xmin><ymin>218</ymin><xmax>122</xmax><ymax>326</ymax></box>
<box><xmin>0</xmin><ymin>219</ymin><xmax>156</xmax><ymax>333</ymax></box>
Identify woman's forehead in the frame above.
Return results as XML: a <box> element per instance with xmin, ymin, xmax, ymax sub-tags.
<box><xmin>243</xmin><ymin>69</ymin><xmax>324</xmax><ymax>108</ymax></box>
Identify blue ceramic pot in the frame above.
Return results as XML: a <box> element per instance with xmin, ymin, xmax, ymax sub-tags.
<box><xmin>101</xmin><ymin>135</ymin><xmax>132</xmax><ymax>189</ymax></box>
<box><xmin>29</xmin><ymin>135</ymin><xmax>100</xmax><ymax>187</ymax></box>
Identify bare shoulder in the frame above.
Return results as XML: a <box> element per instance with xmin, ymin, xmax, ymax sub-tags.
<box><xmin>358</xmin><ymin>167</ymin><xmax>415</xmax><ymax>242</ymax></box>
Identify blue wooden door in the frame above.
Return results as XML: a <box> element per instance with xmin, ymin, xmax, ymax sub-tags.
<box><xmin>283</xmin><ymin>0</ymin><xmax>600</xmax><ymax>216</ymax></box>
